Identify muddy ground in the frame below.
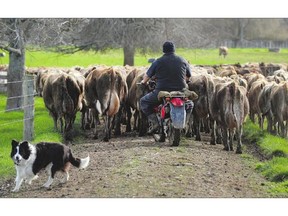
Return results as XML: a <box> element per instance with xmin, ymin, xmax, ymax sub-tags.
<box><xmin>0</xmin><ymin>126</ymin><xmax>275</xmax><ymax>199</ymax></box>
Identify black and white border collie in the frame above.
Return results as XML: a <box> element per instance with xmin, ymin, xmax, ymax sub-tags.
<box><xmin>10</xmin><ymin>139</ymin><xmax>90</xmax><ymax>192</ymax></box>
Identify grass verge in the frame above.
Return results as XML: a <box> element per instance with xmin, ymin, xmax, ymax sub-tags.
<box><xmin>243</xmin><ymin>119</ymin><xmax>288</xmax><ymax>196</ymax></box>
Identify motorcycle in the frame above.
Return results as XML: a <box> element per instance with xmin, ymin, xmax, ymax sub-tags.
<box><xmin>152</xmin><ymin>90</ymin><xmax>196</xmax><ymax>146</ymax></box>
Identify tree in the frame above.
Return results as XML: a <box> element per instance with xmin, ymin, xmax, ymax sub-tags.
<box><xmin>0</xmin><ymin>19</ymin><xmax>25</xmax><ymax>111</ymax></box>
<box><xmin>70</xmin><ymin>18</ymin><xmax>233</xmax><ymax>65</ymax></box>
<box><xmin>0</xmin><ymin>18</ymin><xmax>83</xmax><ymax>110</ymax></box>
<box><xmin>70</xmin><ymin>18</ymin><xmax>165</xmax><ymax>66</ymax></box>
<box><xmin>164</xmin><ymin>18</ymin><xmax>224</xmax><ymax>48</ymax></box>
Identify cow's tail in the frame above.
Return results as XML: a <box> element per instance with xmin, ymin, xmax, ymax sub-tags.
<box><xmin>103</xmin><ymin>68</ymin><xmax>120</xmax><ymax>116</ymax></box>
<box><xmin>228</xmin><ymin>81</ymin><xmax>237</xmax><ymax>125</ymax></box>
<box><xmin>284</xmin><ymin>82</ymin><xmax>288</xmax><ymax>103</ymax></box>
<box><xmin>61</xmin><ymin>76</ymin><xmax>74</xmax><ymax>114</ymax></box>
<box><xmin>66</xmin><ymin>75</ymin><xmax>81</xmax><ymax>112</ymax></box>
<box><xmin>203</xmin><ymin>75</ymin><xmax>211</xmax><ymax>115</ymax></box>
<box><xmin>229</xmin><ymin>81</ymin><xmax>236</xmax><ymax>109</ymax></box>
<box><xmin>68</xmin><ymin>149</ymin><xmax>90</xmax><ymax>169</ymax></box>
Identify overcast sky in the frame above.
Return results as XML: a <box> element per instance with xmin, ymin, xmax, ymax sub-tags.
<box><xmin>2</xmin><ymin>0</ymin><xmax>287</xmax><ymax>18</ymax></box>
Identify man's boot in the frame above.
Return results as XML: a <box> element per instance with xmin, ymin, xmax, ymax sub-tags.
<box><xmin>147</xmin><ymin>113</ymin><xmax>159</xmax><ymax>134</ymax></box>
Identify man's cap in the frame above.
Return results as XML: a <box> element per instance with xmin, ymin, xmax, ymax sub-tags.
<box><xmin>163</xmin><ymin>41</ymin><xmax>175</xmax><ymax>53</ymax></box>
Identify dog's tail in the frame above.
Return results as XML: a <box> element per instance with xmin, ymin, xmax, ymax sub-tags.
<box><xmin>69</xmin><ymin>151</ymin><xmax>90</xmax><ymax>169</ymax></box>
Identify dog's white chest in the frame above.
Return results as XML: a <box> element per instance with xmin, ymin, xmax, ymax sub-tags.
<box><xmin>15</xmin><ymin>164</ymin><xmax>34</xmax><ymax>179</ymax></box>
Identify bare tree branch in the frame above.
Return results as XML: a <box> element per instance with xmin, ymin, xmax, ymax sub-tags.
<box><xmin>0</xmin><ymin>42</ymin><xmax>22</xmax><ymax>55</ymax></box>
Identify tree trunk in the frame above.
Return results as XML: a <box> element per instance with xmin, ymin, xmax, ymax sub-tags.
<box><xmin>123</xmin><ymin>43</ymin><xmax>135</xmax><ymax>66</ymax></box>
<box><xmin>5</xmin><ymin>19</ymin><xmax>25</xmax><ymax>112</ymax></box>
<box><xmin>234</xmin><ymin>19</ymin><xmax>249</xmax><ymax>48</ymax></box>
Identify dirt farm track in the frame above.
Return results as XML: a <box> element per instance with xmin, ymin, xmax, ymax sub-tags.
<box><xmin>0</xmin><ymin>125</ymin><xmax>275</xmax><ymax>199</ymax></box>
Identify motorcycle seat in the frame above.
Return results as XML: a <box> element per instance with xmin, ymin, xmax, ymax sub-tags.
<box><xmin>183</xmin><ymin>89</ymin><xmax>198</xmax><ymax>101</ymax></box>
<box><xmin>170</xmin><ymin>91</ymin><xmax>185</xmax><ymax>97</ymax></box>
<box><xmin>157</xmin><ymin>91</ymin><xmax>171</xmax><ymax>101</ymax></box>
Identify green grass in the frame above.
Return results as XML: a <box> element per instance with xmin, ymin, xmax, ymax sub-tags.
<box><xmin>1</xmin><ymin>48</ymin><xmax>288</xmax><ymax>67</ymax></box>
<box><xmin>1</xmin><ymin>48</ymin><xmax>153</xmax><ymax>67</ymax></box>
<box><xmin>243</xmin><ymin>120</ymin><xmax>288</xmax><ymax>159</ymax></box>
<box><xmin>243</xmin><ymin>119</ymin><xmax>288</xmax><ymax>195</ymax></box>
<box><xmin>265</xmin><ymin>181</ymin><xmax>288</xmax><ymax>197</ymax></box>
<box><xmin>0</xmin><ymin>94</ymin><xmax>62</xmax><ymax>179</ymax></box>
<box><xmin>261</xmin><ymin>134</ymin><xmax>288</xmax><ymax>158</ymax></box>
<box><xmin>256</xmin><ymin>157</ymin><xmax>288</xmax><ymax>182</ymax></box>
<box><xmin>255</xmin><ymin>157</ymin><xmax>288</xmax><ymax>197</ymax></box>
<box><xmin>176</xmin><ymin>48</ymin><xmax>288</xmax><ymax>65</ymax></box>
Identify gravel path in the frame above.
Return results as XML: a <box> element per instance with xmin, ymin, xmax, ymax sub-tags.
<box><xmin>1</xmin><ymin>130</ymin><xmax>271</xmax><ymax>198</ymax></box>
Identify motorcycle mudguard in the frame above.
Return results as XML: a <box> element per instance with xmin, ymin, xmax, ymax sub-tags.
<box><xmin>170</xmin><ymin>98</ymin><xmax>184</xmax><ymax>106</ymax></box>
<box><xmin>169</xmin><ymin>103</ymin><xmax>186</xmax><ymax>129</ymax></box>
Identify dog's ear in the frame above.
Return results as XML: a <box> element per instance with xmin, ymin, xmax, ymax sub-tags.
<box><xmin>21</xmin><ymin>141</ymin><xmax>29</xmax><ymax>148</ymax></box>
<box><xmin>11</xmin><ymin>139</ymin><xmax>19</xmax><ymax>148</ymax></box>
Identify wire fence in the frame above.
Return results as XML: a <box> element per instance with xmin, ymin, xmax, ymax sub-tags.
<box><xmin>0</xmin><ymin>75</ymin><xmax>36</xmax><ymax>178</ymax></box>
<box><xmin>0</xmin><ymin>75</ymin><xmax>35</xmax><ymax>139</ymax></box>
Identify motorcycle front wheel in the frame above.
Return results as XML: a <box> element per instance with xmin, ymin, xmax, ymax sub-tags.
<box><xmin>168</xmin><ymin>120</ymin><xmax>181</xmax><ymax>146</ymax></box>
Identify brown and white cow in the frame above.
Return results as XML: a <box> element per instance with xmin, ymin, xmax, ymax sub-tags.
<box><xmin>35</xmin><ymin>68</ymin><xmax>64</xmax><ymax>97</ymax></box>
<box><xmin>125</xmin><ymin>67</ymin><xmax>145</xmax><ymax>133</ymax></box>
<box><xmin>247</xmin><ymin>78</ymin><xmax>268</xmax><ymax>124</ymax></box>
<box><xmin>219</xmin><ymin>46</ymin><xmax>228</xmax><ymax>58</ymax></box>
<box><xmin>187</xmin><ymin>74</ymin><xmax>213</xmax><ymax>141</ymax></box>
<box><xmin>210</xmin><ymin>81</ymin><xmax>249</xmax><ymax>154</ymax></box>
<box><xmin>43</xmin><ymin>73</ymin><xmax>82</xmax><ymax>141</ymax></box>
<box><xmin>270</xmin><ymin>81</ymin><xmax>288</xmax><ymax>138</ymax></box>
<box><xmin>84</xmin><ymin>66</ymin><xmax>128</xmax><ymax>141</ymax></box>
<box><xmin>257</xmin><ymin>81</ymin><xmax>278</xmax><ymax>133</ymax></box>
<box><xmin>125</xmin><ymin>67</ymin><xmax>154</xmax><ymax>136</ymax></box>
<box><xmin>67</xmin><ymin>69</ymin><xmax>87</xmax><ymax>130</ymax></box>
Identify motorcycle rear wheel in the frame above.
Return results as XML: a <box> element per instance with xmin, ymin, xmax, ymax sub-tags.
<box><xmin>168</xmin><ymin>121</ymin><xmax>181</xmax><ymax>146</ymax></box>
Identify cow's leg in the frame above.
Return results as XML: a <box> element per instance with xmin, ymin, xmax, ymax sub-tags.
<box><xmin>222</xmin><ymin>128</ymin><xmax>229</xmax><ymax>151</ymax></box>
<box><xmin>103</xmin><ymin>115</ymin><xmax>110</xmax><ymax>142</ymax></box>
<box><xmin>83</xmin><ymin>108</ymin><xmax>90</xmax><ymax>130</ymax></box>
<box><xmin>95</xmin><ymin>112</ymin><xmax>101</xmax><ymax>125</ymax></box>
<box><xmin>280</xmin><ymin>121</ymin><xmax>285</xmax><ymax>138</ymax></box>
<box><xmin>204</xmin><ymin>117</ymin><xmax>210</xmax><ymax>134</ymax></box>
<box><xmin>200</xmin><ymin>119</ymin><xmax>205</xmax><ymax>132</ymax></box>
<box><xmin>133</xmin><ymin>110</ymin><xmax>139</xmax><ymax>131</ymax></box>
<box><xmin>210</xmin><ymin>120</ymin><xmax>216</xmax><ymax>145</ymax></box>
<box><xmin>185</xmin><ymin>112</ymin><xmax>193</xmax><ymax>138</ymax></box>
<box><xmin>138</xmin><ymin>111</ymin><xmax>147</xmax><ymax>137</ymax></box>
<box><xmin>93</xmin><ymin>109</ymin><xmax>99</xmax><ymax>139</ymax></box>
<box><xmin>267</xmin><ymin>112</ymin><xmax>274</xmax><ymax>134</ymax></box>
<box><xmin>249</xmin><ymin>112</ymin><xmax>255</xmax><ymax>124</ymax></box>
<box><xmin>228</xmin><ymin>129</ymin><xmax>234</xmax><ymax>151</ymax></box>
<box><xmin>50</xmin><ymin>110</ymin><xmax>58</xmax><ymax>131</ymax></box>
<box><xmin>108</xmin><ymin>116</ymin><xmax>112</xmax><ymax>139</ymax></box>
<box><xmin>259</xmin><ymin>114</ymin><xmax>264</xmax><ymax>130</ymax></box>
<box><xmin>194</xmin><ymin>115</ymin><xmax>201</xmax><ymax>141</ymax></box>
<box><xmin>114</xmin><ymin>109</ymin><xmax>122</xmax><ymax>136</ymax></box>
<box><xmin>216</xmin><ymin>124</ymin><xmax>223</xmax><ymax>144</ymax></box>
<box><xmin>64</xmin><ymin>115</ymin><xmax>74</xmax><ymax>141</ymax></box>
<box><xmin>285</xmin><ymin>121</ymin><xmax>288</xmax><ymax>138</ymax></box>
<box><xmin>59</xmin><ymin>117</ymin><xmax>64</xmax><ymax>133</ymax></box>
<box><xmin>80</xmin><ymin>110</ymin><xmax>85</xmax><ymax>130</ymax></box>
<box><xmin>236</xmin><ymin>125</ymin><xmax>243</xmax><ymax>154</ymax></box>
<box><xmin>126</xmin><ymin>106</ymin><xmax>132</xmax><ymax>132</ymax></box>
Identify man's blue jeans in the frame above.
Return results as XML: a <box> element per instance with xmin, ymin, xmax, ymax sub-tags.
<box><xmin>140</xmin><ymin>90</ymin><xmax>161</xmax><ymax>116</ymax></box>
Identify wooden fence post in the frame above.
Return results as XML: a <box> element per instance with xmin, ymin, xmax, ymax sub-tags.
<box><xmin>23</xmin><ymin>74</ymin><xmax>34</xmax><ymax>141</ymax></box>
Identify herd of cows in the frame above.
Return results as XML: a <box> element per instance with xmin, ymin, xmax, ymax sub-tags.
<box><xmin>29</xmin><ymin>61</ymin><xmax>288</xmax><ymax>153</ymax></box>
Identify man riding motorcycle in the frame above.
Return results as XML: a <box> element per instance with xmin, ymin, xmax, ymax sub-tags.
<box><xmin>140</xmin><ymin>41</ymin><xmax>192</xmax><ymax>134</ymax></box>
